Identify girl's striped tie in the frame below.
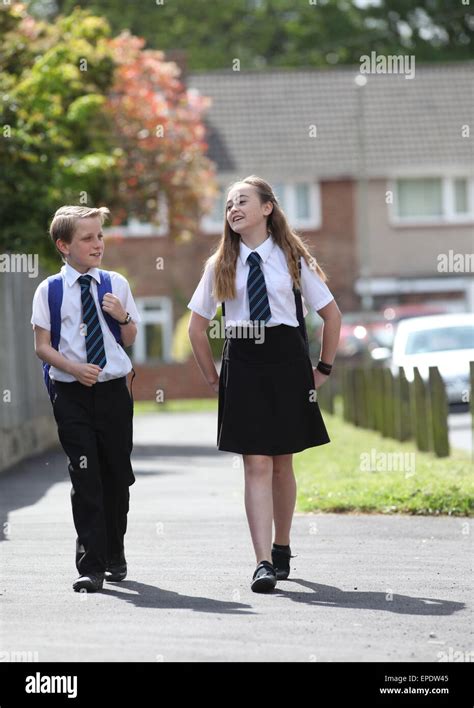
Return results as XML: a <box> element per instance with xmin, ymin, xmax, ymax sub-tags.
<box><xmin>247</xmin><ymin>252</ymin><xmax>271</xmax><ymax>323</ymax></box>
<box><xmin>78</xmin><ymin>275</ymin><xmax>107</xmax><ymax>368</ymax></box>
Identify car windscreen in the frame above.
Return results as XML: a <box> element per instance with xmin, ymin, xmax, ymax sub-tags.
<box><xmin>405</xmin><ymin>325</ymin><xmax>474</xmax><ymax>355</ymax></box>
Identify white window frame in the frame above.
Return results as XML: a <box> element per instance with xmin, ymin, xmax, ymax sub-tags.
<box><xmin>388</xmin><ymin>175</ymin><xmax>474</xmax><ymax>226</ymax></box>
<box><xmin>133</xmin><ymin>297</ymin><xmax>173</xmax><ymax>364</ymax></box>
<box><xmin>201</xmin><ymin>181</ymin><xmax>321</xmax><ymax>233</ymax></box>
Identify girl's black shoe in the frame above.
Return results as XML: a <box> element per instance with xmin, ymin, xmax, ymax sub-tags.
<box><xmin>251</xmin><ymin>561</ymin><xmax>277</xmax><ymax>593</ymax></box>
<box><xmin>271</xmin><ymin>544</ymin><xmax>293</xmax><ymax>580</ymax></box>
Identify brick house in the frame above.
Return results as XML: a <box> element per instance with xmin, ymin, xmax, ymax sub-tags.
<box><xmin>102</xmin><ymin>62</ymin><xmax>474</xmax><ymax>400</ymax></box>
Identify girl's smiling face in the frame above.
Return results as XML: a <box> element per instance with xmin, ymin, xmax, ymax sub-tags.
<box><xmin>226</xmin><ymin>184</ymin><xmax>273</xmax><ymax>234</ymax></box>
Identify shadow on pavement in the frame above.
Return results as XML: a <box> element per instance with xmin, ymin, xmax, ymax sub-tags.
<box><xmin>274</xmin><ymin>579</ymin><xmax>466</xmax><ymax>616</ymax></box>
<box><xmin>0</xmin><ymin>447</ymin><xmax>66</xmax><ymax>543</ymax></box>
<box><xmin>101</xmin><ymin>579</ymin><xmax>255</xmax><ymax>615</ymax></box>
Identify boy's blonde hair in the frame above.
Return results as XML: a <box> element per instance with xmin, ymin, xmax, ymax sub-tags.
<box><xmin>49</xmin><ymin>205</ymin><xmax>110</xmax><ymax>256</ymax></box>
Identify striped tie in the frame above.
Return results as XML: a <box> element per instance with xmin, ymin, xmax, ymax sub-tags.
<box><xmin>247</xmin><ymin>252</ymin><xmax>271</xmax><ymax>323</ymax></box>
<box><xmin>78</xmin><ymin>275</ymin><xmax>107</xmax><ymax>368</ymax></box>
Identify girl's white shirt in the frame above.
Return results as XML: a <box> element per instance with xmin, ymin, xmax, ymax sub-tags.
<box><xmin>187</xmin><ymin>235</ymin><xmax>334</xmax><ymax>326</ymax></box>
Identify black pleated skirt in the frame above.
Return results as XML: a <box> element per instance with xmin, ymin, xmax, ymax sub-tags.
<box><xmin>217</xmin><ymin>324</ymin><xmax>331</xmax><ymax>455</ymax></box>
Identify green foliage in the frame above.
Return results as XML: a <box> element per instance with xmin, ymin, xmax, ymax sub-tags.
<box><xmin>0</xmin><ymin>6</ymin><xmax>117</xmax><ymax>264</ymax></box>
<box><xmin>29</xmin><ymin>0</ymin><xmax>474</xmax><ymax>68</ymax></box>
<box><xmin>1</xmin><ymin>4</ymin><xmax>214</xmax><ymax>266</ymax></box>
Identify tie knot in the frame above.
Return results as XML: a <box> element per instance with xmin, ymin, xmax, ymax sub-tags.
<box><xmin>247</xmin><ymin>252</ymin><xmax>261</xmax><ymax>267</ymax></box>
<box><xmin>79</xmin><ymin>274</ymin><xmax>92</xmax><ymax>288</ymax></box>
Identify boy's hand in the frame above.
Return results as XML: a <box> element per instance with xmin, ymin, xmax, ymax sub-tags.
<box><xmin>69</xmin><ymin>363</ymin><xmax>102</xmax><ymax>387</ymax></box>
<box><xmin>101</xmin><ymin>293</ymin><xmax>126</xmax><ymax>322</ymax></box>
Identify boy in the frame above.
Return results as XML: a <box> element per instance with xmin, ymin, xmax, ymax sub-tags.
<box><xmin>31</xmin><ymin>206</ymin><xmax>140</xmax><ymax>592</ymax></box>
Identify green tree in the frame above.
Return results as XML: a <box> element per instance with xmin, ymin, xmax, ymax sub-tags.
<box><xmin>27</xmin><ymin>0</ymin><xmax>474</xmax><ymax>68</ymax></box>
<box><xmin>1</xmin><ymin>4</ymin><xmax>216</xmax><ymax>262</ymax></box>
<box><xmin>0</xmin><ymin>5</ymin><xmax>117</xmax><ymax>261</ymax></box>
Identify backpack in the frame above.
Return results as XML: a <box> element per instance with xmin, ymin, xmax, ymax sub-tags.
<box><xmin>221</xmin><ymin>257</ymin><xmax>309</xmax><ymax>353</ymax></box>
<box><xmin>43</xmin><ymin>270</ymin><xmax>123</xmax><ymax>402</ymax></box>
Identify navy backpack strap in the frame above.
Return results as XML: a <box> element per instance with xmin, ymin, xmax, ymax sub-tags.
<box><xmin>48</xmin><ymin>274</ymin><xmax>63</xmax><ymax>350</ymax></box>
<box><xmin>97</xmin><ymin>270</ymin><xmax>123</xmax><ymax>346</ymax></box>
<box><xmin>44</xmin><ymin>274</ymin><xmax>63</xmax><ymax>401</ymax></box>
<box><xmin>293</xmin><ymin>257</ymin><xmax>310</xmax><ymax>355</ymax></box>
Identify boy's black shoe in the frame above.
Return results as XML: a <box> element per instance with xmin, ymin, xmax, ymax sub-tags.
<box><xmin>251</xmin><ymin>561</ymin><xmax>277</xmax><ymax>593</ymax></box>
<box><xmin>73</xmin><ymin>573</ymin><xmax>104</xmax><ymax>592</ymax></box>
<box><xmin>105</xmin><ymin>552</ymin><xmax>127</xmax><ymax>582</ymax></box>
<box><xmin>271</xmin><ymin>544</ymin><xmax>293</xmax><ymax>580</ymax></box>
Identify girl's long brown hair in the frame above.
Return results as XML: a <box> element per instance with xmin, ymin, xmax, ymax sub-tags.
<box><xmin>206</xmin><ymin>175</ymin><xmax>328</xmax><ymax>302</ymax></box>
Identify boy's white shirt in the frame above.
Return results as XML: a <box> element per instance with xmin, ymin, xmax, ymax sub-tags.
<box><xmin>31</xmin><ymin>264</ymin><xmax>141</xmax><ymax>383</ymax></box>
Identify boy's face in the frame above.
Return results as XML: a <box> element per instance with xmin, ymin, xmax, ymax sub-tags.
<box><xmin>57</xmin><ymin>216</ymin><xmax>105</xmax><ymax>273</ymax></box>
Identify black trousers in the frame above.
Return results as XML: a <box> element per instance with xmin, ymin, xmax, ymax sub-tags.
<box><xmin>52</xmin><ymin>377</ymin><xmax>135</xmax><ymax>575</ymax></box>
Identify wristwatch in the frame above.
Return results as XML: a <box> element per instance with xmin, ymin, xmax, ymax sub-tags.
<box><xmin>316</xmin><ymin>359</ymin><xmax>333</xmax><ymax>375</ymax></box>
<box><xmin>120</xmin><ymin>312</ymin><xmax>132</xmax><ymax>325</ymax></box>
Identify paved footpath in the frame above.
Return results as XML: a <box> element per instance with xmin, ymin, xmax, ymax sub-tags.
<box><xmin>0</xmin><ymin>412</ymin><xmax>472</xmax><ymax>662</ymax></box>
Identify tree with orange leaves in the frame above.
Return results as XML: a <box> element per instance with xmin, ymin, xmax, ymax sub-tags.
<box><xmin>106</xmin><ymin>32</ymin><xmax>217</xmax><ymax>241</ymax></box>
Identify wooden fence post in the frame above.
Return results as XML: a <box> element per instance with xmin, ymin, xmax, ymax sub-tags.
<box><xmin>373</xmin><ymin>367</ymin><xmax>384</xmax><ymax>434</ymax></box>
<box><xmin>382</xmin><ymin>369</ymin><xmax>395</xmax><ymax>438</ymax></box>
<box><xmin>393</xmin><ymin>367</ymin><xmax>411</xmax><ymax>442</ymax></box>
<box><xmin>428</xmin><ymin>366</ymin><xmax>450</xmax><ymax>458</ymax></box>
<box><xmin>411</xmin><ymin>367</ymin><xmax>430</xmax><ymax>452</ymax></box>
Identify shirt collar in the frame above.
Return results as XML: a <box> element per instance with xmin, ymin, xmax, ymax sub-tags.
<box><xmin>63</xmin><ymin>263</ymin><xmax>102</xmax><ymax>287</ymax></box>
<box><xmin>239</xmin><ymin>234</ymin><xmax>274</xmax><ymax>266</ymax></box>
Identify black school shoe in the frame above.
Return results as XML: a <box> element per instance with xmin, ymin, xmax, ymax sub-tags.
<box><xmin>251</xmin><ymin>561</ymin><xmax>277</xmax><ymax>593</ymax></box>
<box><xmin>105</xmin><ymin>552</ymin><xmax>127</xmax><ymax>582</ymax></box>
<box><xmin>271</xmin><ymin>544</ymin><xmax>293</xmax><ymax>580</ymax></box>
<box><xmin>72</xmin><ymin>573</ymin><xmax>104</xmax><ymax>592</ymax></box>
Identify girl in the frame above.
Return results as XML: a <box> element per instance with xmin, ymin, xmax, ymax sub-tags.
<box><xmin>187</xmin><ymin>175</ymin><xmax>341</xmax><ymax>593</ymax></box>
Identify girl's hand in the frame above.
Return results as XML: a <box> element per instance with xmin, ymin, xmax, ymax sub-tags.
<box><xmin>210</xmin><ymin>377</ymin><xmax>219</xmax><ymax>394</ymax></box>
<box><xmin>102</xmin><ymin>293</ymin><xmax>127</xmax><ymax>322</ymax></box>
<box><xmin>313</xmin><ymin>367</ymin><xmax>329</xmax><ymax>389</ymax></box>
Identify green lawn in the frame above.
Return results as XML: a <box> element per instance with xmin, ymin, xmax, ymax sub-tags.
<box><xmin>296</xmin><ymin>412</ymin><xmax>473</xmax><ymax>516</ymax></box>
<box><xmin>134</xmin><ymin>398</ymin><xmax>218</xmax><ymax>414</ymax></box>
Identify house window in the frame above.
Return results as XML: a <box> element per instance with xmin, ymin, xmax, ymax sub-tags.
<box><xmin>295</xmin><ymin>183</ymin><xmax>310</xmax><ymax>220</ymax></box>
<box><xmin>392</xmin><ymin>177</ymin><xmax>474</xmax><ymax>224</ymax></box>
<box><xmin>397</xmin><ymin>178</ymin><xmax>442</xmax><ymax>219</ymax></box>
<box><xmin>133</xmin><ymin>297</ymin><xmax>173</xmax><ymax>364</ymax></box>
<box><xmin>454</xmin><ymin>178</ymin><xmax>468</xmax><ymax>215</ymax></box>
<box><xmin>201</xmin><ymin>181</ymin><xmax>321</xmax><ymax>233</ymax></box>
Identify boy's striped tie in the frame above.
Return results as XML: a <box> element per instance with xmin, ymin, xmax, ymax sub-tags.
<box><xmin>247</xmin><ymin>252</ymin><xmax>271</xmax><ymax>323</ymax></box>
<box><xmin>78</xmin><ymin>275</ymin><xmax>107</xmax><ymax>368</ymax></box>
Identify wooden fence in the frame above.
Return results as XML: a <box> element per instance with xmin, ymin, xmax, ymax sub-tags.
<box><xmin>316</xmin><ymin>362</ymin><xmax>474</xmax><ymax>459</ymax></box>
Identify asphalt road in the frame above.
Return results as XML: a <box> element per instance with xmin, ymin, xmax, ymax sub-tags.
<box><xmin>0</xmin><ymin>412</ymin><xmax>472</xmax><ymax>662</ymax></box>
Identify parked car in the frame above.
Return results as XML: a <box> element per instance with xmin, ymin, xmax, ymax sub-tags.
<box><xmin>366</xmin><ymin>304</ymin><xmax>452</xmax><ymax>363</ymax></box>
<box><xmin>391</xmin><ymin>313</ymin><xmax>474</xmax><ymax>404</ymax></box>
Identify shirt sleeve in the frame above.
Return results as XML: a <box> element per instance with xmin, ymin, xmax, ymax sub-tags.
<box><xmin>300</xmin><ymin>257</ymin><xmax>334</xmax><ymax>313</ymax></box>
<box><xmin>187</xmin><ymin>261</ymin><xmax>219</xmax><ymax>320</ymax></box>
<box><xmin>31</xmin><ymin>279</ymin><xmax>51</xmax><ymax>331</ymax></box>
<box><xmin>110</xmin><ymin>273</ymin><xmax>141</xmax><ymax>324</ymax></box>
